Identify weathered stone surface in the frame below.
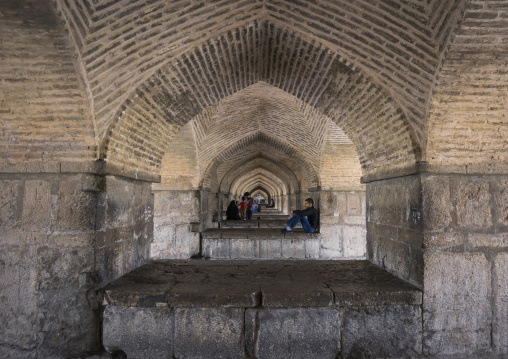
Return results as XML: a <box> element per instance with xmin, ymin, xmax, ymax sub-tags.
<box><xmin>174</xmin><ymin>308</ymin><xmax>244</xmax><ymax>359</ymax></box>
<box><xmin>0</xmin><ymin>180</ymin><xmax>19</xmax><ymax>231</ymax></box>
<box><xmin>343</xmin><ymin>225</ymin><xmax>366</xmax><ymax>257</ymax></box>
<box><xmin>169</xmin><ymin>282</ymin><xmax>261</xmax><ymax>307</ymax></box>
<box><xmin>0</xmin><ymin>246</ymin><xmax>38</xmax><ymax>353</ymax></box>
<box><xmin>456</xmin><ymin>179</ymin><xmax>493</xmax><ymax>229</ymax></box>
<box><xmin>57</xmin><ymin>176</ymin><xmax>96</xmax><ymax>231</ymax></box>
<box><xmin>230</xmin><ymin>238</ymin><xmax>258</xmax><ymax>259</ymax></box>
<box><xmin>259</xmin><ymin>239</ymin><xmax>282</xmax><ymax>258</ymax></box>
<box><xmin>423</xmin><ymin>252</ymin><xmax>492</xmax><ymax>356</ymax></box>
<box><xmin>422</xmin><ymin>175</ymin><xmax>452</xmax><ymax>231</ymax></box>
<box><xmin>424</xmin><ymin>232</ymin><xmax>465</xmax><ymax>248</ymax></box>
<box><xmin>497</xmin><ymin>179</ymin><xmax>508</xmax><ymax>228</ymax></box>
<box><xmin>342</xmin><ymin>305</ymin><xmax>422</xmax><ymax>358</ymax></box>
<box><xmin>245</xmin><ymin>308</ymin><xmax>340</xmax><ymax>359</ymax></box>
<box><xmin>469</xmin><ymin>233</ymin><xmax>508</xmax><ymax>248</ymax></box>
<box><xmin>281</xmin><ymin>237</ymin><xmax>305</xmax><ymax>258</ymax></box>
<box><xmin>262</xmin><ymin>282</ymin><xmax>333</xmax><ymax>307</ymax></box>
<box><xmin>103</xmin><ymin>306</ymin><xmax>174</xmax><ymax>359</ymax></box>
<box><xmin>22</xmin><ymin>180</ymin><xmax>51</xmax><ymax>231</ymax></box>
<box><xmin>494</xmin><ymin>253</ymin><xmax>508</xmax><ymax>355</ymax></box>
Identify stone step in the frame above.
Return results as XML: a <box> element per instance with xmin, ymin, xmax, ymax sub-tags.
<box><xmin>220</xmin><ymin>219</ymin><xmax>288</xmax><ymax>228</ymax></box>
<box><xmin>102</xmin><ymin>259</ymin><xmax>423</xmax><ymax>359</ymax></box>
<box><xmin>202</xmin><ymin>228</ymin><xmax>321</xmax><ymax>259</ymax></box>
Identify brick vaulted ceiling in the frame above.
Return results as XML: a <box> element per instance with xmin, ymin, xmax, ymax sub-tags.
<box><xmin>54</xmin><ymin>0</ymin><xmax>469</xmax><ymax>183</ymax></box>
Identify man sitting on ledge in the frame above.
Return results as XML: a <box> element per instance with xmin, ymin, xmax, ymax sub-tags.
<box><xmin>281</xmin><ymin>198</ymin><xmax>318</xmax><ymax>233</ymax></box>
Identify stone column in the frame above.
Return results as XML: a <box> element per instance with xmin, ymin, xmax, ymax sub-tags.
<box><xmin>421</xmin><ymin>173</ymin><xmax>508</xmax><ymax>357</ymax></box>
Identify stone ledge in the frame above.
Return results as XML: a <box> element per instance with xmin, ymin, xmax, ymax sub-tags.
<box><xmin>103</xmin><ymin>260</ymin><xmax>422</xmax><ymax>308</ymax></box>
<box><xmin>202</xmin><ymin>228</ymin><xmax>320</xmax><ymax>239</ymax></box>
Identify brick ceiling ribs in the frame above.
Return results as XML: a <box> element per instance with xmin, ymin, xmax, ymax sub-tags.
<box><xmin>233</xmin><ymin>169</ymin><xmax>285</xmax><ymax>196</ymax></box>
<box><xmin>55</xmin><ymin>0</ymin><xmax>468</xmax><ymax>181</ymax></box>
<box><xmin>200</xmin><ymin>131</ymin><xmax>317</xmax><ymax>191</ymax></box>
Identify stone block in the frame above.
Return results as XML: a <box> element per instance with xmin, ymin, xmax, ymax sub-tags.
<box><xmin>281</xmin><ymin>237</ymin><xmax>305</xmax><ymax>258</ymax></box>
<box><xmin>377</xmin><ymin>234</ymin><xmax>412</xmax><ymax>282</ymax></box>
<box><xmin>37</xmin><ymin>246</ymin><xmax>94</xmax><ymax>291</ymax></box>
<box><xmin>423</xmin><ymin>231</ymin><xmax>464</xmax><ymax>248</ymax></box>
<box><xmin>104</xmin><ymin>177</ymin><xmax>134</xmax><ymax>228</ymax></box>
<box><xmin>422</xmin><ymin>175</ymin><xmax>452</xmax><ymax>231</ymax></box>
<box><xmin>469</xmin><ymin>233</ymin><xmax>508</xmax><ymax>248</ymax></box>
<box><xmin>259</xmin><ymin>239</ymin><xmax>282</xmax><ymax>259</ymax></box>
<box><xmin>319</xmin><ymin>191</ymin><xmax>336</xmax><ymax>216</ymax></box>
<box><xmin>203</xmin><ymin>238</ymin><xmax>230</xmax><ymax>259</ymax></box>
<box><xmin>347</xmin><ymin>192</ymin><xmax>363</xmax><ymax>215</ymax></box>
<box><xmin>103</xmin><ymin>306</ymin><xmax>174</xmax><ymax>359</ymax></box>
<box><xmin>343</xmin><ymin>215</ymin><xmax>364</xmax><ymax>225</ymax></box>
<box><xmin>343</xmin><ymin>225</ymin><xmax>366</xmax><ymax>258</ymax></box>
<box><xmin>423</xmin><ymin>252</ymin><xmax>492</xmax><ymax>356</ymax></box>
<box><xmin>496</xmin><ymin>179</ymin><xmax>508</xmax><ymax>228</ymax></box>
<box><xmin>104</xmin><ymin>282</ymin><xmax>171</xmax><ymax>307</ymax></box>
<box><xmin>22</xmin><ymin>180</ymin><xmax>51</xmax><ymax>231</ymax></box>
<box><xmin>455</xmin><ymin>178</ymin><xmax>493</xmax><ymax>230</ymax></box>
<box><xmin>0</xmin><ymin>180</ymin><xmax>20</xmax><ymax>231</ymax></box>
<box><xmin>261</xmin><ymin>282</ymin><xmax>333</xmax><ymax>307</ymax></box>
<box><xmin>245</xmin><ymin>308</ymin><xmax>340</xmax><ymax>359</ymax></box>
<box><xmin>169</xmin><ymin>282</ymin><xmax>261</xmax><ymax>307</ymax></box>
<box><xmin>337</xmin><ymin>192</ymin><xmax>347</xmax><ymax>216</ymax></box>
<box><xmin>342</xmin><ymin>305</ymin><xmax>422</xmax><ymax>358</ymax></box>
<box><xmin>319</xmin><ymin>215</ymin><xmax>341</xmax><ymax>225</ymax></box>
<box><xmin>175</xmin><ymin>224</ymin><xmax>200</xmax><ymax>257</ymax></box>
<box><xmin>57</xmin><ymin>176</ymin><xmax>96</xmax><ymax>231</ymax></box>
<box><xmin>154</xmin><ymin>190</ymin><xmax>200</xmax><ymax>224</ymax></box>
<box><xmin>494</xmin><ymin>253</ymin><xmax>508</xmax><ymax>355</ymax></box>
<box><xmin>174</xmin><ymin>308</ymin><xmax>244</xmax><ymax>359</ymax></box>
<box><xmin>230</xmin><ymin>238</ymin><xmax>258</xmax><ymax>259</ymax></box>
<box><xmin>0</xmin><ymin>246</ymin><xmax>38</xmax><ymax>350</ymax></box>
<box><xmin>305</xmin><ymin>237</ymin><xmax>320</xmax><ymax>259</ymax></box>
<box><xmin>320</xmin><ymin>226</ymin><xmax>343</xmax><ymax>258</ymax></box>
<box><xmin>47</xmin><ymin>233</ymin><xmax>94</xmax><ymax>248</ymax></box>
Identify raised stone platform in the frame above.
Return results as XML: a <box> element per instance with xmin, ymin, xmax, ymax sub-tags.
<box><xmin>103</xmin><ymin>260</ymin><xmax>423</xmax><ymax>358</ymax></box>
<box><xmin>202</xmin><ymin>228</ymin><xmax>322</xmax><ymax>259</ymax></box>
<box><xmin>220</xmin><ymin>219</ymin><xmax>288</xmax><ymax>228</ymax></box>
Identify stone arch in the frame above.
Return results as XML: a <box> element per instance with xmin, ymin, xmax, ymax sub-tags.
<box><xmin>102</xmin><ymin>22</ymin><xmax>419</xmax><ymax>180</ymax></box>
<box><xmin>200</xmin><ymin>131</ymin><xmax>318</xmax><ymax>190</ymax></box>
<box><xmin>219</xmin><ymin>156</ymin><xmax>299</xmax><ymax>195</ymax></box>
<box><xmin>231</xmin><ymin>168</ymin><xmax>288</xmax><ymax>199</ymax></box>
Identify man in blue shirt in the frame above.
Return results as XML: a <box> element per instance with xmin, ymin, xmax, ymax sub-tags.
<box><xmin>281</xmin><ymin>198</ymin><xmax>318</xmax><ymax>233</ymax></box>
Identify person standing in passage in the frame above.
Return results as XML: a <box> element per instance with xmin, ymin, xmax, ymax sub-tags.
<box><xmin>239</xmin><ymin>197</ymin><xmax>247</xmax><ymax>220</ymax></box>
<box><xmin>281</xmin><ymin>198</ymin><xmax>318</xmax><ymax>233</ymax></box>
<box><xmin>244</xmin><ymin>192</ymin><xmax>254</xmax><ymax>220</ymax></box>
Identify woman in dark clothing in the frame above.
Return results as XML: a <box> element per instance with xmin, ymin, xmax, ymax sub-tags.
<box><xmin>226</xmin><ymin>200</ymin><xmax>241</xmax><ymax>220</ymax></box>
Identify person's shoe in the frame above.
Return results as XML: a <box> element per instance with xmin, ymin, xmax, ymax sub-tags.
<box><xmin>280</xmin><ymin>228</ymin><xmax>289</xmax><ymax>233</ymax></box>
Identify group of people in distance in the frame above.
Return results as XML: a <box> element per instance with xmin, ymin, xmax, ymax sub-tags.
<box><xmin>226</xmin><ymin>192</ymin><xmax>258</xmax><ymax>221</ymax></box>
<box><xmin>225</xmin><ymin>193</ymin><xmax>318</xmax><ymax>234</ymax></box>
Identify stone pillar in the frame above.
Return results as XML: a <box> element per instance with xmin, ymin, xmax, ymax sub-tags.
<box><xmin>421</xmin><ymin>174</ymin><xmax>508</xmax><ymax>357</ymax></box>
<box><xmin>0</xmin><ymin>173</ymin><xmax>154</xmax><ymax>358</ymax></box>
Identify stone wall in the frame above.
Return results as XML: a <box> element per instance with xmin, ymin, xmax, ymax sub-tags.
<box><xmin>366</xmin><ymin>175</ymin><xmax>423</xmax><ymax>287</ymax></box>
<box><xmin>150</xmin><ymin>190</ymin><xmax>200</xmax><ymax>259</ymax></box>
<box><xmin>0</xmin><ymin>173</ymin><xmax>153</xmax><ymax>358</ymax></box>
<box><xmin>422</xmin><ymin>174</ymin><xmax>508</xmax><ymax>357</ymax></box>
<box><xmin>320</xmin><ymin>190</ymin><xmax>367</xmax><ymax>259</ymax></box>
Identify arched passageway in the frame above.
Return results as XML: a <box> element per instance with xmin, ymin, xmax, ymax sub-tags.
<box><xmin>1</xmin><ymin>1</ymin><xmax>507</xmax><ymax>358</ymax></box>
